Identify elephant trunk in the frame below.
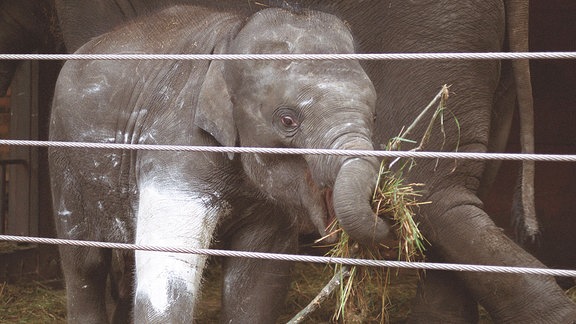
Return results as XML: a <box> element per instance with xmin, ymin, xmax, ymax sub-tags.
<box><xmin>332</xmin><ymin>156</ymin><xmax>391</xmax><ymax>246</ymax></box>
<box><xmin>312</xmin><ymin>134</ymin><xmax>392</xmax><ymax>246</ymax></box>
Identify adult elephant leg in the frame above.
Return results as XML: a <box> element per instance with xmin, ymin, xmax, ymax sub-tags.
<box><xmin>220</xmin><ymin>203</ymin><xmax>299</xmax><ymax>323</ymax></box>
<box><xmin>396</xmin><ymin>98</ymin><xmax>576</xmax><ymax>321</ymax></box>
<box><xmin>421</xmin><ymin>189</ymin><xmax>576</xmax><ymax>322</ymax></box>
<box><xmin>372</xmin><ymin>1</ymin><xmax>576</xmax><ymax>320</ymax></box>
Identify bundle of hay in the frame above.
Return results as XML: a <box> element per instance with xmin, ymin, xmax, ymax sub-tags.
<box><xmin>327</xmin><ymin>161</ymin><xmax>428</xmax><ymax>323</ymax></box>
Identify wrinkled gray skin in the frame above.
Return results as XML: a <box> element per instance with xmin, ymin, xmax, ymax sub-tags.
<box><xmin>49</xmin><ymin>6</ymin><xmax>391</xmax><ymax>323</ymax></box>
<box><xmin>372</xmin><ymin>1</ymin><xmax>575</xmax><ymax>323</ymax></box>
<box><xmin>45</xmin><ymin>0</ymin><xmax>576</xmax><ymax>322</ymax></box>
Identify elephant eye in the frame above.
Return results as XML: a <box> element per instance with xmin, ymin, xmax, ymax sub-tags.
<box><xmin>274</xmin><ymin>107</ymin><xmax>300</xmax><ymax>136</ymax></box>
<box><xmin>280</xmin><ymin>115</ymin><xmax>299</xmax><ymax>128</ymax></box>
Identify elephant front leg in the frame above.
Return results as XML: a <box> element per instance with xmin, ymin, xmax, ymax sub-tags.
<box><xmin>420</xmin><ymin>188</ymin><xmax>576</xmax><ymax>322</ymax></box>
<box><xmin>220</xmin><ymin>205</ymin><xmax>299</xmax><ymax>324</ymax></box>
<box><xmin>133</xmin><ymin>183</ymin><xmax>222</xmax><ymax>323</ymax></box>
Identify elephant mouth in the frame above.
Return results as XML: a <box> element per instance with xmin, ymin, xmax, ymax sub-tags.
<box><xmin>319</xmin><ymin>188</ymin><xmax>339</xmax><ymax>244</ymax></box>
<box><xmin>300</xmin><ymin>171</ymin><xmax>339</xmax><ymax>244</ymax></box>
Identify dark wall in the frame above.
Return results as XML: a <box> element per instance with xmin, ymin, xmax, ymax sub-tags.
<box><xmin>485</xmin><ymin>0</ymin><xmax>576</xmax><ymax>270</ymax></box>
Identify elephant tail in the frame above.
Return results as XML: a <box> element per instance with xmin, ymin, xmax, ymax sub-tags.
<box><xmin>505</xmin><ymin>0</ymin><xmax>539</xmax><ymax>244</ymax></box>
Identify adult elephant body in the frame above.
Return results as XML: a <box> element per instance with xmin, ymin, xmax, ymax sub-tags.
<box><xmin>49</xmin><ymin>5</ymin><xmax>390</xmax><ymax>323</ymax></box>
<box><xmin>372</xmin><ymin>1</ymin><xmax>576</xmax><ymax>322</ymax></box>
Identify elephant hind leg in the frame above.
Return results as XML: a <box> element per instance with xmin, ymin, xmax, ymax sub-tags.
<box><xmin>110</xmin><ymin>250</ymin><xmax>135</xmax><ymax>323</ymax></box>
<box><xmin>59</xmin><ymin>245</ymin><xmax>111</xmax><ymax>324</ymax></box>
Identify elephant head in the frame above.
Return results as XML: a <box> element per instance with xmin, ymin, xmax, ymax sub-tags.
<box><xmin>195</xmin><ymin>8</ymin><xmax>391</xmax><ymax>246</ymax></box>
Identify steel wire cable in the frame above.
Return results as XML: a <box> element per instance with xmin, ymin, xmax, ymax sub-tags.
<box><xmin>1</xmin><ymin>52</ymin><xmax>576</xmax><ymax>61</ymax></box>
<box><xmin>2</xmin><ymin>50</ymin><xmax>575</xmax><ymax>279</ymax></box>
<box><xmin>1</xmin><ymin>234</ymin><xmax>575</xmax><ymax>277</ymax></box>
<box><xmin>1</xmin><ymin>139</ymin><xmax>576</xmax><ymax>162</ymax></box>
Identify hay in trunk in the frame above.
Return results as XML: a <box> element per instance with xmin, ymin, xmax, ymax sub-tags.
<box><xmin>290</xmin><ymin>85</ymin><xmax>453</xmax><ymax>323</ymax></box>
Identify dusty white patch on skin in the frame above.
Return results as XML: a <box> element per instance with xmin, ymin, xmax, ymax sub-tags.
<box><xmin>134</xmin><ymin>182</ymin><xmax>222</xmax><ymax>317</ymax></box>
<box><xmin>254</xmin><ymin>154</ymin><xmax>265</xmax><ymax>166</ymax></box>
<box><xmin>57</xmin><ymin>205</ymin><xmax>71</xmax><ymax>218</ymax></box>
<box><xmin>58</xmin><ymin>201</ymin><xmax>80</xmax><ymax>237</ymax></box>
<box><xmin>113</xmin><ymin>218</ymin><xmax>128</xmax><ymax>240</ymax></box>
<box><xmin>284</xmin><ymin>61</ymin><xmax>294</xmax><ymax>71</ymax></box>
<box><xmin>83</xmin><ymin>83</ymin><xmax>103</xmax><ymax>95</ymax></box>
<box><xmin>83</xmin><ymin>73</ymin><xmax>110</xmax><ymax>93</ymax></box>
<box><xmin>299</xmin><ymin>97</ymin><xmax>314</xmax><ymax>107</ymax></box>
<box><xmin>57</xmin><ymin>200</ymin><xmax>78</xmax><ymax>236</ymax></box>
<box><xmin>102</xmin><ymin>153</ymin><xmax>121</xmax><ymax>167</ymax></box>
<box><xmin>138</xmin><ymin>129</ymin><xmax>158</xmax><ymax>143</ymax></box>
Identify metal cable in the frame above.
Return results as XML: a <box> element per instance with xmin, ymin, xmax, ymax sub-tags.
<box><xmin>2</xmin><ymin>50</ymin><xmax>574</xmax><ymax>280</ymax></box>
<box><xmin>0</xmin><ymin>234</ymin><xmax>574</xmax><ymax>277</ymax></box>
<box><xmin>1</xmin><ymin>52</ymin><xmax>576</xmax><ymax>61</ymax></box>
<box><xmin>2</xmin><ymin>139</ymin><xmax>576</xmax><ymax>162</ymax></box>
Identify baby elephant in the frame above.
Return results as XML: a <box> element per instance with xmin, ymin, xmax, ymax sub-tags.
<box><xmin>49</xmin><ymin>5</ymin><xmax>391</xmax><ymax>323</ymax></box>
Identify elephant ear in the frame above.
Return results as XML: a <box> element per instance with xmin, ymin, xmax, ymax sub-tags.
<box><xmin>195</xmin><ymin>41</ymin><xmax>236</xmax><ymax>159</ymax></box>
